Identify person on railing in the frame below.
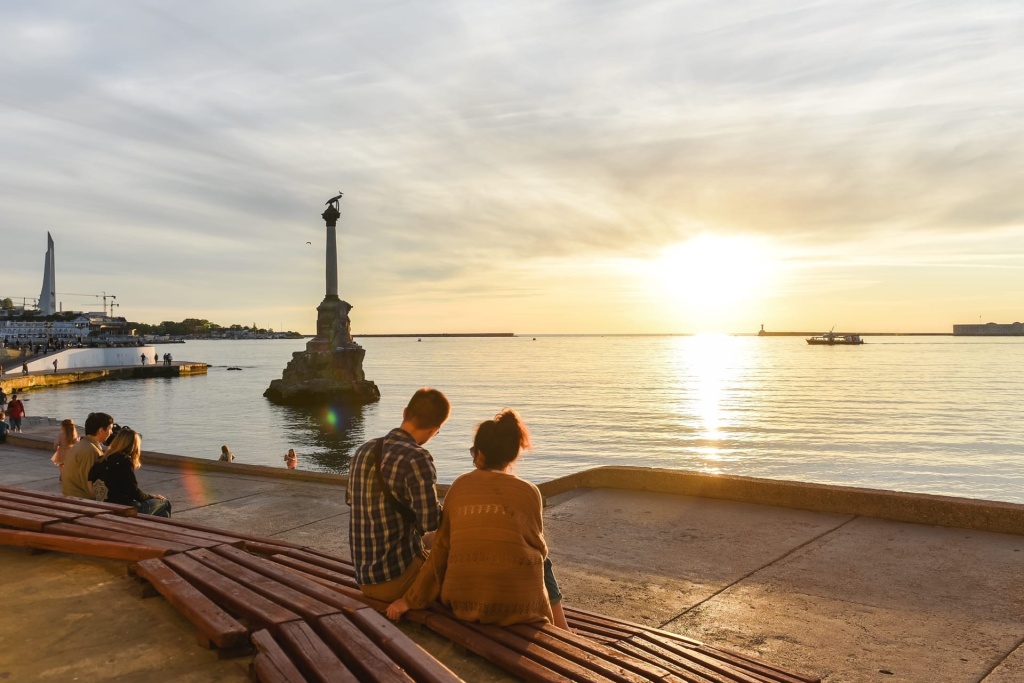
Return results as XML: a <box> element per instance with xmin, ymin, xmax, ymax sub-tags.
<box><xmin>386</xmin><ymin>409</ymin><xmax>570</xmax><ymax>629</ymax></box>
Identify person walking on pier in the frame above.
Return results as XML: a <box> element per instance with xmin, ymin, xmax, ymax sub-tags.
<box><xmin>347</xmin><ymin>388</ymin><xmax>449</xmax><ymax>603</ymax></box>
<box><xmin>140</xmin><ymin>353</ymin><xmax>147</xmax><ymax>366</ymax></box>
<box><xmin>62</xmin><ymin>412</ymin><xmax>114</xmax><ymax>499</ymax></box>
<box><xmin>52</xmin><ymin>359</ymin><xmax>58</xmax><ymax>374</ymax></box>
<box><xmin>7</xmin><ymin>394</ymin><xmax>25</xmax><ymax>433</ymax></box>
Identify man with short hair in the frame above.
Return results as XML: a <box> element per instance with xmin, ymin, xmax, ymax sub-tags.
<box><xmin>7</xmin><ymin>394</ymin><xmax>25</xmax><ymax>433</ymax></box>
<box><xmin>62</xmin><ymin>412</ymin><xmax>114</xmax><ymax>499</ymax></box>
<box><xmin>347</xmin><ymin>388</ymin><xmax>450</xmax><ymax>602</ymax></box>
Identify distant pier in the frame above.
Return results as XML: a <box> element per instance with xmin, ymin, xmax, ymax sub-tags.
<box><xmin>0</xmin><ymin>362</ymin><xmax>207</xmax><ymax>392</ymax></box>
<box><xmin>355</xmin><ymin>332</ymin><xmax>514</xmax><ymax>338</ymax></box>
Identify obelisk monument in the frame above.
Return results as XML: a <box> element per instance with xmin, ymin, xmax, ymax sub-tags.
<box><xmin>264</xmin><ymin>194</ymin><xmax>380</xmax><ymax>406</ymax></box>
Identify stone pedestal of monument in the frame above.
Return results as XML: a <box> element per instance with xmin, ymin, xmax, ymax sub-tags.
<box><xmin>264</xmin><ymin>197</ymin><xmax>380</xmax><ymax>407</ymax></box>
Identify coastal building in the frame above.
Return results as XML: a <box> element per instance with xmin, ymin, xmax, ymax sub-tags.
<box><xmin>953</xmin><ymin>322</ymin><xmax>1024</xmax><ymax>336</ymax></box>
<box><xmin>38</xmin><ymin>233</ymin><xmax>56</xmax><ymax>315</ymax></box>
<box><xmin>1</xmin><ymin>314</ymin><xmax>134</xmax><ymax>345</ymax></box>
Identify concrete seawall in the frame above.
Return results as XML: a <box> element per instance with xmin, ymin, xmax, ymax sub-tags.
<box><xmin>8</xmin><ymin>429</ymin><xmax>1023</xmax><ymax>537</ymax></box>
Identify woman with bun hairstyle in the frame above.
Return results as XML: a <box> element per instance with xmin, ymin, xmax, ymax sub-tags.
<box><xmin>387</xmin><ymin>409</ymin><xmax>569</xmax><ymax>629</ymax></box>
<box><xmin>88</xmin><ymin>428</ymin><xmax>171</xmax><ymax>517</ymax></box>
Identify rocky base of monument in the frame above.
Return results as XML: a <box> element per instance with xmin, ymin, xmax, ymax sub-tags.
<box><xmin>263</xmin><ymin>347</ymin><xmax>380</xmax><ymax>406</ymax></box>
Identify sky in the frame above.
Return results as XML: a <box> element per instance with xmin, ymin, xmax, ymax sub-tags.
<box><xmin>1</xmin><ymin>0</ymin><xmax>1022</xmax><ymax>334</ymax></box>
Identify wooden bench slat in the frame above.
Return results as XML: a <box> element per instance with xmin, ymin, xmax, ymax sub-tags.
<box><xmin>278</xmin><ymin>621</ymin><xmax>360</xmax><ymax>683</ymax></box>
<box><xmin>163</xmin><ymin>553</ymin><xmax>301</xmax><ymax>632</ymax></box>
<box><xmin>336</xmin><ymin>608</ymin><xmax>463</xmax><ymax>683</ymax></box>
<box><xmin>267</xmin><ymin>555</ymin><xmax>360</xmax><ymax>590</ymax></box>
<box><xmin>413</xmin><ymin>611</ymin><xmax>574</xmax><ymax>683</ymax></box>
<box><xmin>638</xmin><ymin>633</ymin><xmax>818</xmax><ymax>683</ymax></box>
<box><xmin>134</xmin><ymin>558</ymin><xmax>249</xmax><ymax>649</ymax></box>
<box><xmin>75</xmin><ymin>515</ymin><xmax>221</xmax><ymax>549</ymax></box>
<box><xmin>243</xmin><ymin>545</ymin><xmax>357</xmax><ymax>579</ymax></box>
<box><xmin>96</xmin><ymin>514</ymin><xmax>245</xmax><ymax>547</ymax></box>
<box><xmin>46</xmin><ymin>521</ymin><xmax>195</xmax><ymax>553</ymax></box>
<box><xmin>0</xmin><ymin>491</ymin><xmax>131</xmax><ymax>517</ymax></box>
<box><xmin>0</xmin><ymin>486</ymin><xmax>137</xmax><ymax>516</ymax></box>
<box><xmin>507</xmin><ymin>623</ymin><xmax>672</xmax><ymax>683</ymax></box>
<box><xmin>614</xmin><ymin>640</ymin><xmax>745</xmax><ymax>683</ymax></box>
<box><xmin>0</xmin><ymin>499</ymin><xmax>85</xmax><ymax>521</ymax></box>
<box><xmin>0</xmin><ymin>507</ymin><xmax>62</xmax><ymax>531</ymax></box>
<box><xmin>251</xmin><ymin>629</ymin><xmax>309</xmax><ymax>683</ymax></box>
<box><xmin>633</xmin><ymin>634</ymin><xmax>811</xmax><ymax>683</ymax></box>
<box><xmin>467</xmin><ymin>622</ymin><xmax>620</xmax><ymax>683</ymax></box>
<box><xmin>186</xmin><ymin>548</ymin><xmax>340</xmax><ymax>622</ymax></box>
<box><xmin>137</xmin><ymin>516</ymin><xmax>306</xmax><ymax>549</ymax></box>
<box><xmin>0</xmin><ymin>527</ymin><xmax>165</xmax><ymax>561</ymax></box>
<box><xmin>210</xmin><ymin>545</ymin><xmax>365</xmax><ymax>614</ymax></box>
<box><xmin>314</xmin><ymin>614</ymin><xmax>415</xmax><ymax>683</ymax></box>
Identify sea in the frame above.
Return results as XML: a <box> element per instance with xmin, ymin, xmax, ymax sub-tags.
<box><xmin>17</xmin><ymin>335</ymin><xmax>1024</xmax><ymax>504</ymax></box>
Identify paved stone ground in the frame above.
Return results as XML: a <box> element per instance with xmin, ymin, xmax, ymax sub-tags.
<box><xmin>2</xmin><ymin>424</ymin><xmax>1023</xmax><ymax>682</ymax></box>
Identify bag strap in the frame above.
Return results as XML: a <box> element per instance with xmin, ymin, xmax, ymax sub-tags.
<box><xmin>367</xmin><ymin>437</ymin><xmax>418</xmax><ymax>526</ymax></box>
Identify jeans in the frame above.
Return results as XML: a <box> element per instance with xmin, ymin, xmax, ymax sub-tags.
<box><xmin>136</xmin><ymin>497</ymin><xmax>172</xmax><ymax>518</ymax></box>
<box><xmin>543</xmin><ymin>557</ymin><xmax>563</xmax><ymax>604</ymax></box>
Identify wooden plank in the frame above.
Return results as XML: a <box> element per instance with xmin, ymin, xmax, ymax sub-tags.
<box><xmin>0</xmin><ymin>499</ymin><xmax>85</xmax><ymax>522</ymax></box>
<box><xmin>277</xmin><ymin>620</ymin><xmax>360</xmax><ymax>683</ymax></box>
<box><xmin>99</xmin><ymin>514</ymin><xmax>245</xmax><ymax>547</ymax></box>
<box><xmin>417</xmin><ymin>611</ymin><xmax>574</xmax><ymax>683</ymax></box>
<box><xmin>613</xmin><ymin>640</ymin><xmax>744</xmax><ymax>683</ymax></box>
<box><xmin>251</xmin><ymin>629</ymin><xmax>308</xmax><ymax>683</ymax></box>
<box><xmin>210</xmin><ymin>545</ymin><xmax>366</xmax><ymax>614</ymax></box>
<box><xmin>345</xmin><ymin>608</ymin><xmax>465</xmax><ymax>683</ymax></box>
<box><xmin>637</xmin><ymin>632</ymin><xmax>818</xmax><ymax>683</ymax></box>
<box><xmin>74</xmin><ymin>515</ymin><xmax>222</xmax><ymax>549</ymax></box>
<box><xmin>466</xmin><ymin>622</ymin><xmax>619</xmax><ymax>683</ymax></box>
<box><xmin>0</xmin><ymin>507</ymin><xmax>61</xmax><ymax>532</ymax></box>
<box><xmin>134</xmin><ymin>558</ymin><xmax>249</xmax><ymax>649</ymax></box>
<box><xmin>267</xmin><ymin>555</ymin><xmax>360</xmax><ymax>590</ymax></box>
<box><xmin>46</xmin><ymin>521</ymin><xmax>196</xmax><ymax>553</ymax></box>
<box><xmin>249</xmin><ymin>546</ymin><xmax>357</xmax><ymax>579</ymax></box>
<box><xmin>0</xmin><ymin>528</ymin><xmax>165</xmax><ymax>561</ymax></box>
<box><xmin>163</xmin><ymin>553</ymin><xmax>301</xmax><ymax>633</ymax></box>
<box><xmin>0</xmin><ymin>491</ymin><xmax>129</xmax><ymax>517</ymax></box>
<box><xmin>0</xmin><ymin>486</ymin><xmax>138</xmax><ymax>516</ymax></box>
<box><xmin>507</xmin><ymin>623</ymin><xmax>673</xmax><ymax>683</ymax></box>
<box><xmin>138</xmin><ymin>516</ymin><xmax>306</xmax><ymax>549</ymax></box>
<box><xmin>314</xmin><ymin>613</ymin><xmax>415</xmax><ymax>683</ymax></box>
<box><xmin>186</xmin><ymin>548</ymin><xmax>340</xmax><ymax>622</ymax></box>
<box><xmin>634</xmin><ymin>634</ymin><xmax>816</xmax><ymax>683</ymax></box>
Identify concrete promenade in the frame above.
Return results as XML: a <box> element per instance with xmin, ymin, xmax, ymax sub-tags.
<box><xmin>1</xmin><ymin>419</ymin><xmax>1023</xmax><ymax>682</ymax></box>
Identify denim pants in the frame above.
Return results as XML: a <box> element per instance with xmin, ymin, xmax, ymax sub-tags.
<box><xmin>136</xmin><ymin>497</ymin><xmax>172</xmax><ymax>518</ymax></box>
<box><xmin>543</xmin><ymin>557</ymin><xmax>563</xmax><ymax>604</ymax></box>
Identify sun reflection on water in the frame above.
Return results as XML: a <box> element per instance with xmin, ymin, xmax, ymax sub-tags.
<box><xmin>672</xmin><ymin>334</ymin><xmax>748</xmax><ymax>470</ymax></box>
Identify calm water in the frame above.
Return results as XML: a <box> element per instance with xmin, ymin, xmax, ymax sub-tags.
<box><xmin>18</xmin><ymin>336</ymin><xmax>1024</xmax><ymax>503</ymax></box>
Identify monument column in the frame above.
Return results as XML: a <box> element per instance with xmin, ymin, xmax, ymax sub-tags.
<box><xmin>265</xmin><ymin>192</ymin><xmax>380</xmax><ymax>406</ymax></box>
<box><xmin>323</xmin><ymin>203</ymin><xmax>340</xmax><ymax>299</ymax></box>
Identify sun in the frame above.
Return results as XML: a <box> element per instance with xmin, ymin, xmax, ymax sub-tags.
<box><xmin>651</xmin><ymin>234</ymin><xmax>781</xmax><ymax>331</ymax></box>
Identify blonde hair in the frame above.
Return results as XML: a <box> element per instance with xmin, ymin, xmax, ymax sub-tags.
<box><xmin>285</xmin><ymin>448</ymin><xmax>296</xmax><ymax>461</ymax></box>
<box><xmin>106</xmin><ymin>429</ymin><xmax>143</xmax><ymax>471</ymax></box>
<box><xmin>61</xmin><ymin>419</ymin><xmax>78</xmax><ymax>445</ymax></box>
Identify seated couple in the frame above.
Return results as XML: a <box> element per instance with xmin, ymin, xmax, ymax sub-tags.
<box><xmin>347</xmin><ymin>388</ymin><xmax>568</xmax><ymax>629</ymax></box>
<box><xmin>61</xmin><ymin>412</ymin><xmax>171</xmax><ymax>517</ymax></box>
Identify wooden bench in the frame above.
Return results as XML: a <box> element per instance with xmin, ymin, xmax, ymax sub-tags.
<box><xmin>134</xmin><ymin>557</ymin><xmax>249</xmax><ymax>649</ymax></box>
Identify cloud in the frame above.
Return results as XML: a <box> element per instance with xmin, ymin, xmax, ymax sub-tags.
<box><xmin>1</xmin><ymin>0</ymin><xmax>1022</xmax><ymax>331</ymax></box>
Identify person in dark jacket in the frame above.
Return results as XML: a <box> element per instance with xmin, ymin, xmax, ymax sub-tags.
<box><xmin>88</xmin><ymin>428</ymin><xmax>171</xmax><ymax>517</ymax></box>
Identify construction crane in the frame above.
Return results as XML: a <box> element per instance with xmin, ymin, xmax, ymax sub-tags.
<box><xmin>56</xmin><ymin>292</ymin><xmax>118</xmax><ymax>316</ymax></box>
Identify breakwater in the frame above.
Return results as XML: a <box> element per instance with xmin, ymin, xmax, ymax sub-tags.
<box><xmin>0</xmin><ymin>362</ymin><xmax>207</xmax><ymax>393</ymax></box>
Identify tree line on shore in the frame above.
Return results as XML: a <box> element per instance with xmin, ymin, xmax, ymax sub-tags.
<box><xmin>133</xmin><ymin>318</ymin><xmax>302</xmax><ymax>338</ymax></box>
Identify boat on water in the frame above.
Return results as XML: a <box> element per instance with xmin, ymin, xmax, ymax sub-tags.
<box><xmin>807</xmin><ymin>330</ymin><xmax>864</xmax><ymax>345</ymax></box>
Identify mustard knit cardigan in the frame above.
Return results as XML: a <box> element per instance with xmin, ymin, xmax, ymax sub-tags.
<box><xmin>403</xmin><ymin>468</ymin><xmax>554</xmax><ymax>626</ymax></box>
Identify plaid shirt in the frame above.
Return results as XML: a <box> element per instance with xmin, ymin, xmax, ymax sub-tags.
<box><xmin>346</xmin><ymin>428</ymin><xmax>442</xmax><ymax>585</ymax></box>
